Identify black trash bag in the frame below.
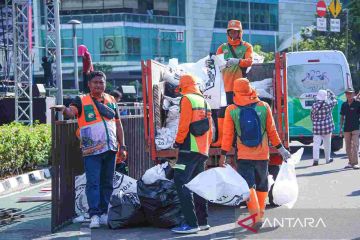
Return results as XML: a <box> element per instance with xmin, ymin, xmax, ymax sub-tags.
<box><xmin>164</xmin><ymin>164</ymin><xmax>174</xmax><ymax>180</ymax></box>
<box><xmin>137</xmin><ymin>179</ymin><xmax>184</xmax><ymax>228</ymax></box>
<box><xmin>107</xmin><ymin>191</ymin><xmax>148</xmax><ymax>229</ymax></box>
<box><xmin>164</xmin><ymin>81</ymin><xmax>181</xmax><ymax>98</ymax></box>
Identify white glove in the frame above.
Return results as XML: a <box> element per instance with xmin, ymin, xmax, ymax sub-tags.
<box><xmin>278</xmin><ymin>146</ymin><xmax>291</xmax><ymax>161</ymax></box>
<box><xmin>225</xmin><ymin>58</ymin><xmax>240</xmax><ymax>68</ymax></box>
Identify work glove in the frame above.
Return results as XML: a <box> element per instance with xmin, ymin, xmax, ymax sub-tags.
<box><xmin>278</xmin><ymin>146</ymin><xmax>291</xmax><ymax>162</ymax></box>
<box><xmin>225</xmin><ymin>58</ymin><xmax>240</xmax><ymax>68</ymax></box>
<box><xmin>205</xmin><ymin>58</ymin><xmax>215</xmax><ymax>69</ymax></box>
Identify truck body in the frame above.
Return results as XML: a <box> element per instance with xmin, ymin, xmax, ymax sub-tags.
<box><xmin>286</xmin><ymin>50</ymin><xmax>352</xmax><ymax>151</ymax></box>
<box><xmin>141</xmin><ymin>53</ymin><xmax>289</xmax><ymax>165</ymax></box>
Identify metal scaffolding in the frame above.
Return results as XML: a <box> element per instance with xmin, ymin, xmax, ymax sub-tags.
<box><xmin>44</xmin><ymin>0</ymin><xmax>56</xmax><ymax>57</ymax></box>
<box><xmin>0</xmin><ymin>0</ymin><xmax>14</xmax><ymax>81</ymax></box>
<box><xmin>13</xmin><ymin>0</ymin><xmax>33</xmax><ymax>124</ymax></box>
<box><xmin>44</xmin><ymin>0</ymin><xmax>57</xmax><ymax>86</ymax></box>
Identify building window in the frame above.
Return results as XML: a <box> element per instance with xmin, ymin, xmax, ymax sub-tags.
<box><xmin>127</xmin><ymin>37</ymin><xmax>141</xmax><ymax>55</ymax></box>
<box><xmin>214</xmin><ymin>0</ymin><xmax>278</xmax><ymax>31</ymax></box>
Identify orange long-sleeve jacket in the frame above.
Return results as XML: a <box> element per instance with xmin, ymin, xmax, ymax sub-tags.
<box><xmin>175</xmin><ymin>85</ymin><xmax>213</xmax><ymax>156</ymax></box>
<box><xmin>216</xmin><ymin>41</ymin><xmax>253</xmax><ymax>92</ymax></box>
<box><xmin>221</xmin><ymin>88</ymin><xmax>282</xmax><ymax>160</ymax></box>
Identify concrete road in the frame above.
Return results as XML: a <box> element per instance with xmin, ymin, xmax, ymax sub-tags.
<box><xmin>0</xmin><ymin>144</ymin><xmax>359</xmax><ymax>239</ymax></box>
<box><xmin>90</xmin><ymin>144</ymin><xmax>360</xmax><ymax>240</ymax></box>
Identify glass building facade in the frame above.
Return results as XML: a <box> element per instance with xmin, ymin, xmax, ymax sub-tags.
<box><xmin>212</xmin><ymin>0</ymin><xmax>279</xmax><ymax>52</ymax></box>
<box><xmin>37</xmin><ymin>0</ymin><xmax>280</xmax><ymax>86</ymax></box>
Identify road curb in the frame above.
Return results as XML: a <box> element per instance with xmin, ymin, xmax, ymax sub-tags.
<box><xmin>0</xmin><ymin>168</ymin><xmax>51</xmax><ymax>196</ymax></box>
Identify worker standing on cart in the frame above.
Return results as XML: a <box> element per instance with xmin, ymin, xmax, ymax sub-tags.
<box><xmin>210</xmin><ymin>19</ymin><xmax>254</xmax><ymax>147</ymax></box>
<box><xmin>171</xmin><ymin>74</ymin><xmax>213</xmax><ymax>234</ymax></box>
<box><xmin>219</xmin><ymin>78</ymin><xmax>291</xmax><ymax>228</ymax></box>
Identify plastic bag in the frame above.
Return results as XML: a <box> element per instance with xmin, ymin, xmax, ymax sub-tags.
<box><xmin>185</xmin><ymin>165</ymin><xmax>250</xmax><ymax>206</ymax></box>
<box><xmin>137</xmin><ymin>179</ymin><xmax>184</xmax><ymax>228</ymax></box>
<box><xmin>107</xmin><ymin>191</ymin><xmax>148</xmax><ymax>229</ymax></box>
<box><xmin>272</xmin><ymin>148</ymin><xmax>303</xmax><ymax>208</ymax></box>
<box><xmin>75</xmin><ymin>172</ymin><xmax>137</xmax><ymax>216</ymax></box>
<box><xmin>142</xmin><ymin>162</ymin><xmax>170</xmax><ymax>185</ymax></box>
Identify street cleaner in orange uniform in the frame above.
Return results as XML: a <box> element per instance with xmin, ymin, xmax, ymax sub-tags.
<box><xmin>219</xmin><ymin>78</ymin><xmax>291</xmax><ymax>229</ymax></box>
<box><xmin>171</xmin><ymin>74</ymin><xmax>213</xmax><ymax>234</ymax></box>
<box><xmin>211</xmin><ymin>19</ymin><xmax>254</xmax><ymax>147</ymax></box>
<box><xmin>52</xmin><ymin>71</ymin><xmax>126</xmax><ymax>229</ymax></box>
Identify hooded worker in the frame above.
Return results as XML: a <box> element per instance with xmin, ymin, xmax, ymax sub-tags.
<box><xmin>171</xmin><ymin>74</ymin><xmax>213</xmax><ymax>234</ymax></box>
<box><xmin>78</xmin><ymin>45</ymin><xmax>94</xmax><ymax>93</ymax></box>
<box><xmin>219</xmin><ymin>78</ymin><xmax>291</xmax><ymax>229</ymax></box>
<box><xmin>211</xmin><ymin>19</ymin><xmax>254</xmax><ymax>147</ymax></box>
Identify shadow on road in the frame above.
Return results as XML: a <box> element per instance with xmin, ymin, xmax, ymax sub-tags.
<box><xmin>297</xmin><ymin>168</ymin><xmax>352</xmax><ymax>178</ymax></box>
<box><xmin>347</xmin><ymin>190</ymin><xmax>360</xmax><ymax>197</ymax></box>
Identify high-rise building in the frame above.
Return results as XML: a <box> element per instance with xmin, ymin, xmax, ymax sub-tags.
<box><xmin>1</xmin><ymin>0</ymin><xmax>336</xmax><ymax>88</ymax></box>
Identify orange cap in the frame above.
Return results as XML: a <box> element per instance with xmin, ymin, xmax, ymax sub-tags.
<box><xmin>233</xmin><ymin>78</ymin><xmax>252</xmax><ymax>94</ymax></box>
<box><xmin>227</xmin><ymin>20</ymin><xmax>242</xmax><ymax>31</ymax></box>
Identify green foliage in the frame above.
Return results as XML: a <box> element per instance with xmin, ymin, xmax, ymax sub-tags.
<box><xmin>293</xmin><ymin>6</ymin><xmax>360</xmax><ymax>91</ymax></box>
<box><xmin>93</xmin><ymin>63</ymin><xmax>113</xmax><ymax>74</ymax></box>
<box><xmin>0</xmin><ymin>122</ymin><xmax>51</xmax><ymax>178</ymax></box>
<box><xmin>253</xmin><ymin>44</ymin><xmax>275</xmax><ymax>63</ymax></box>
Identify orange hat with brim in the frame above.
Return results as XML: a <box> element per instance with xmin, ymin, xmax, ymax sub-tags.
<box><xmin>227</xmin><ymin>20</ymin><xmax>242</xmax><ymax>31</ymax></box>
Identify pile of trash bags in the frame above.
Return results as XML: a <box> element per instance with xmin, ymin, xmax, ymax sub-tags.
<box><xmin>107</xmin><ymin>162</ymin><xmax>183</xmax><ymax>229</ymax></box>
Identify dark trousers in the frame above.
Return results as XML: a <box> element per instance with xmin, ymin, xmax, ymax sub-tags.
<box><xmin>174</xmin><ymin>152</ymin><xmax>208</xmax><ymax>227</ymax></box>
<box><xmin>237</xmin><ymin>159</ymin><xmax>268</xmax><ymax>192</ymax></box>
<box><xmin>268</xmin><ymin>165</ymin><xmax>280</xmax><ymax>205</ymax></box>
<box><xmin>83</xmin><ymin>72</ymin><xmax>90</xmax><ymax>93</ymax></box>
<box><xmin>83</xmin><ymin>150</ymin><xmax>116</xmax><ymax>217</ymax></box>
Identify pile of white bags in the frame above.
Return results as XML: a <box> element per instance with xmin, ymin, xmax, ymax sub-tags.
<box><xmin>185</xmin><ymin>165</ymin><xmax>250</xmax><ymax>206</ymax></box>
<box><xmin>272</xmin><ymin>148</ymin><xmax>303</xmax><ymax>208</ymax></box>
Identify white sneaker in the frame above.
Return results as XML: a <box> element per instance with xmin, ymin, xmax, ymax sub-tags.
<box><xmin>99</xmin><ymin>213</ymin><xmax>108</xmax><ymax>225</ymax></box>
<box><xmin>353</xmin><ymin>165</ymin><xmax>360</xmax><ymax>170</ymax></box>
<box><xmin>89</xmin><ymin>215</ymin><xmax>100</xmax><ymax>229</ymax></box>
<box><xmin>199</xmin><ymin>224</ymin><xmax>211</xmax><ymax>231</ymax></box>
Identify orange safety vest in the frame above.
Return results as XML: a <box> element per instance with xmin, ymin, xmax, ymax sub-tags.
<box><xmin>77</xmin><ymin>94</ymin><xmax>118</xmax><ymax>157</ymax></box>
<box><xmin>179</xmin><ymin>94</ymin><xmax>212</xmax><ymax>156</ymax></box>
<box><xmin>218</xmin><ymin>42</ymin><xmax>251</xmax><ymax>92</ymax></box>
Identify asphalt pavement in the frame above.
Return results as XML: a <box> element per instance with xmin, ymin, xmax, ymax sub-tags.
<box><xmin>0</xmin><ymin>144</ymin><xmax>359</xmax><ymax>240</ymax></box>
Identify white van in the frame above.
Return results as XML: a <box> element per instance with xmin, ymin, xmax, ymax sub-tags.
<box><xmin>286</xmin><ymin>50</ymin><xmax>353</xmax><ymax>151</ymax></box>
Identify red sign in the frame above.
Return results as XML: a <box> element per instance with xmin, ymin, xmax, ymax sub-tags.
<box><xmin>316</xmin><ymin>0</ymin><xmax>327</xmax><ymax>17</ymax></box>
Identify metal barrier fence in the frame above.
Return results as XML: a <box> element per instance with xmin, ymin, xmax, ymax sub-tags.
<box><xmin>51</xmin><ymin>110</ymin><xmax>152</xmax><ymax>232</ymax></box>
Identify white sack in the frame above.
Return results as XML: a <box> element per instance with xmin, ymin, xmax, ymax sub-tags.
<box><xmin>155</xmin><ymin>127</ymin><xmax>177</xmax><ymax>150</ymax></box>
<box><xmin>75</xmin><ymin>172</ymin><xmax>137</xmax><ymax>216</ymax></box>
<box><xmin>142</xmin><ymin>162</ymin><xmax>170</xmax><ymax>185</ymax></box>
<box><xmin>250</xmin><ymin>78</ymin><xmax>274</xmax><ymax>99</ymax></box>
<box><xmin>167</xmin><ymin>55</ymin><xmax>226</xmax><ymax>109</ymax></box>
<box><xmin>185</xmin><ymin>165</ymin><xmax>250</xmax><ymax>206</ymax></box>
<box><xmin>272</xmin><ymin>148</ymin><xmax>303</xmax><ymax>208</ymax></box>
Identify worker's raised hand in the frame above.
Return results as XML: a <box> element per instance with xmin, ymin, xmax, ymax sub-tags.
<box><xmin>50</xmin><ymin>105</ymin><xmax>66</xmax><ymax>112</ymax></box>
<box><xmin>219</xmin><ymin>155</ymin><xmax>226</xmax><ymax>167</ymax></box>
<box><xmin>225</xmin><ymin>58</ymin><xmax>240</xmax><ymax>68</ymax></box>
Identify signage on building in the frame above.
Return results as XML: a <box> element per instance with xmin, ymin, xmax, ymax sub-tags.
<box><xmin>329</xmin><ymin>0</ymin><xmax>342</xmax><ymax>18</ymax></box>
<box><xmin>100</xmin><ymin>36</ymin><xmax>120</xmax><ymax>54</ymax></box>
<box><xmin>317</xmin><ymin>18</ymin><xmax>327</xmax><ymax>31</ymax></box>
<box><xmin>330</xmin><ymin>18</ymin><xmax>341</xmax><ymax>32</ymax></box>
<box><xmin>316</xmin><ymin>0</ymin><xmax>327</xmax><ymax>17</ymax></box>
